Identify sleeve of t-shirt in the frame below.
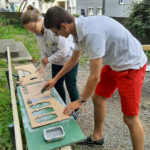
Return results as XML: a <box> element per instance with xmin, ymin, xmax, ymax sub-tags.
<box><xmin>47</xmin><ymin>35</ymin><xmax>71</xmax><ymax>63</ymax></box>
<box><xmin>67</xmin><ymin>34</ymin><xmax>75</xmax><ymax>50</ymax></box>
<box><xmin>74</xmin><ymin>43</ymin><xmax>81</xmax><ymax>51</ymax></box>
<box><xmin>72</xmin><ymin>37</ymin><xmax>81</xmax><ymax>51</ymax></box>
<box><xmin>85</xmin><ymin>33</ymin><xmax>106</xmax><ymax>59</ymax></box>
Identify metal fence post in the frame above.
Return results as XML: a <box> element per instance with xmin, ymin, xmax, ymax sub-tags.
<box><xmin>8</xmin><ymin>123</ymin><xmax>16</xmax><ymax>150</ymax></box>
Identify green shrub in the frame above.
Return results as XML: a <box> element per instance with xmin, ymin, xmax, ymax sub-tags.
<box><xmin>125</xmin><ymin>0</ymin><xmax>150</xmax><ymax>44</ymax></box>
<box><xmin>0</xmin><ymin>15</ymin><xmax>10</xmax><ymax>25</ymax></box>
<box><xmin>73</xmin><ymin>14</ymin><xmax>80</xmax><ymax>18</ymax></box>
<box><xmin>0</xmin><ymin>23</ymin><xmax>40</xmax><ymax>149</ymax></box>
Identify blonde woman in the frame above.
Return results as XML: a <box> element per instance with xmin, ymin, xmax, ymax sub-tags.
<box><xmin>21</xmin><ymin>5</ymin><xmax>79</xmax><ymax>107</ymax></box>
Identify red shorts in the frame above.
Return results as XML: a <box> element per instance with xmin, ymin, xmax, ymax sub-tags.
<box><xmin>95</xmin><ymin>64</ymin><xmax>146</xmax><ymax>116</ymax></box>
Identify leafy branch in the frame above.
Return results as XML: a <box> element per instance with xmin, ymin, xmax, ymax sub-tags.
<box><xmin>125</xmin><ymin>0</ymin><xmax>150</xmax><ymax>39</ymax></box>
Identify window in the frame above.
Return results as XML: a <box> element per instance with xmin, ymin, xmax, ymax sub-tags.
<box><xmin>32</xmin><ymin>2</ymin><xmax>35</xmax><ymax>7</ymax></box>
<box><xmin>137</xmin><ymin>0</ymin><xmax>143</xmax><ymax>3</ymax></box>
<box><xmin>120</xmin><ymin>0</ymin><xmax>125</xmax><ymax>4</ymax></box>
<box><xmin>119</xmin><ymin>0</ymin><xmax>132</xmax><ymax>5</ymax></box>
<box><xmin>58</xmin><ymin>2</ymin><xmax>65</xmax><ymax>8</ymax></box>
<box><xmin>96</xmin><ymin>7</ymin><xmax>102</xmax><ymax>15</ymax></box>
<box><xmin>71</xmin><ymin>6</ymin><xmax>76</xmax><ymax>14</ymax></box>
<box><xmin>87</xmin><ymin>7</ymin><xmax>93</xmax><ymax>16</ymax></box>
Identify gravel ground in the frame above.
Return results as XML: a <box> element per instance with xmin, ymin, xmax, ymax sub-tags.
<box><xmin>46</xmin><ymin>59</ymin><xmax>150</xmax><ymax>150</ymax></box>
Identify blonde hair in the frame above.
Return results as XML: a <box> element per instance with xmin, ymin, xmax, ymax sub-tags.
<box><xmin>21</xmin><ymin>5</ymin><xmax>40</xmax><ymax>25</ymax></box>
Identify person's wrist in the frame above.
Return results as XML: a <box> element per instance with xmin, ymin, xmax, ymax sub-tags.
<box><xmin>53</xmin><ymin>78</ymin><xmax>57</xmax><ymax>83</ymax></box>
<box><xmin>41</xmin><ymin>63</ymin><xmax>46</xmax><ymax>67</ymax></box>
<box><xmin>78</xmin><ymin>96</ymin><xmax>86</xmax><ymax>103</ymax></box>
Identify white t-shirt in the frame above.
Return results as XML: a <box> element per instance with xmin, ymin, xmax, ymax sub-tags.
<box><xmin>74</xmin><ymin>16</ymin><xmax>147</xmax><ymax>71</ymax></box>
<box><xmin>35</xmin><ymin>17</ymin><xmax>74</xmax><ymax>65</ymax></box>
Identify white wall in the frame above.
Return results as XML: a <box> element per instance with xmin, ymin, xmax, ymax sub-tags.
<box><xmin>0</xmin><ymin>0</ymin><xmax>8</xmax><ymax>9</ymax></box>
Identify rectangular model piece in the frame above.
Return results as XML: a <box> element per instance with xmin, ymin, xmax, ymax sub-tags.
<box><xmin>20</xmin><ymin>81</ymin><xmax>70</xmax><ymax>128</ymax></box>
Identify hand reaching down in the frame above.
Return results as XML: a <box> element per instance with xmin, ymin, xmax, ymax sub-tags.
<box><xmin>36</xmin><ymin>64</ymin><xmax>46</xmax><ymax>79</ymax></box>
<box><xmin>63</xmin><ymin>100</ymin><xmax>82</xmax><ymax>116</ymax></box>
<box><xmin>41</xmin><ymin>78</ymin><xmax>57</xmax><ymax>91</ymax></box>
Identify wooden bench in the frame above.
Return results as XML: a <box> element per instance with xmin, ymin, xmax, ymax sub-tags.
<box><xmin>142</xmin><ymin>45</ymin><xmax>150</xmax><ymax>51</ymax></box>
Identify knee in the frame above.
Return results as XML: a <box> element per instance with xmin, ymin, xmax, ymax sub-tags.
<box><xmin>123</xmin><ymin>115</ymin><xmax>137</xmax><ymax>128</ymax></box>
<box><xmin>92</xmin><ymin>94</ymin><xmax>106</xmax><ymax>105</ymax></box>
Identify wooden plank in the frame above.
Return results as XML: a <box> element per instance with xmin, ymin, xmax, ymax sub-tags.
<box><xmin>7</xmin><ymin>47</ymin><xmax>23</xmax><ymax>150</ymax></box>
<box><xmin>142</xmin><ymin>45</ymin><xmax>150</xmax><ymax>51</ymax></box>
<box><xmin>60</xmin><ymin>146</ymin><xmax>72</xmax><ymax>150</ymax></box>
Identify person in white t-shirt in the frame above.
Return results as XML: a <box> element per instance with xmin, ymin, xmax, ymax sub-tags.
<box><xmin>42</xmin><ymin>6</ymin><xmax>147</xmax><ymax>149</ymax></box>
<box><xmin>21</xmin><ymin>5</ymin><xmax>79</xmax><ymax>107</ymax></box>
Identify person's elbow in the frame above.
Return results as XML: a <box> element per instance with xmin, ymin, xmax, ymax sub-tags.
<box><xmin>68</xmin><ymin>58</ymin><xmax>78</xmax><ymax>68</ymax></box>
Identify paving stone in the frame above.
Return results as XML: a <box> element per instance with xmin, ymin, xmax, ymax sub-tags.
<box><xmin>0</xmin><ymin>39</ymin><xmax>19</xmax><ymax>58</ymax></box>
<box><xmin>0</xmin><ymin>39</ymin><xmax>32</xmax><ymax>61</ymax></box>
<box><xmin>14</xmin><ymin>42</ymin><xmax>32</xmax><ymax>61</ymax></box>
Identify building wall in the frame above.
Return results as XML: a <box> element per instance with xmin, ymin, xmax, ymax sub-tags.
<box><xmin>33</xmin><ymin>0</ymin><xmax>67</xmax><ymax>13</ymax></box>
<box><xmin>76</xmin><ymin>0</ymin><xmax>141</xmax><ymax>17</ymax></box>
<box><xmin>76</xmin><ymin>0</ymin><xmax>102</xmax><ymax>16</ymax></box>
<box><xmin>67</xmin><ymin>0</ymin><xmax>76</xmax><ymax>14</ymax></box>
<box><xmin>105</xmin><ymin>0</ymin><xmax>132</xmax><ymax>17</ymax></box>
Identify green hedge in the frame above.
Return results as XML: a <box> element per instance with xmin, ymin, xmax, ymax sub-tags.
<box><xmin>125</xmin><ymin>0</ymin><xmax>150</xmax><ymax>44</ymax></box>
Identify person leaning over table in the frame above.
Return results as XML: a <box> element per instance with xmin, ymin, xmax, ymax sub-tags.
<box><xmin>42</xmin><ymin>6</ymin><xmax>147</xmax><ymax>150</ymax></box>
<box><xmin>21</xmin><ymin>5</ymin><xmax>80</xmax><ymax>108</ymax></box>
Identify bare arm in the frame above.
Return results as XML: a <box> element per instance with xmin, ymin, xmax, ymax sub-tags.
<box><xmin>63</xmin><ymin>57</ymin><xmax>102</xmax><ymax>115</ymax></box>
<box><xmin>42</xmin><ymin>49</ymin><xmax>82</xmax><ymax>90</ymax></box>
<box><xmin>81</xmin><ymin>57</ymin><xmax>102</xmax><ymax>100</ymax></box>
<box><xmin>54</xmin><ymin>50</ymin><xmax>81</xmax><ymax>81</ymax></box>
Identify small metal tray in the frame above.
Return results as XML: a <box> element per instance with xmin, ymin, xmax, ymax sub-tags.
<box><xmin>43</xmin><ymin>126</ymin><xmax>65</xmax><ymax>142</ymax></box>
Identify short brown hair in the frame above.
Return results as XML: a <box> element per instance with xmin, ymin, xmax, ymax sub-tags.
<box><xmin>44</xmin><ymin>6</ymin><xmax>74</xmax><ymax>29</ymax></box>
<box><xmin>21</xmin><ymin>5</ymin><xmax>40</xmax><ymax>25</ymax></box>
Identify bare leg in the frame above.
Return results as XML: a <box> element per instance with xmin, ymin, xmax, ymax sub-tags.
<box><xmin>91</xmin><ymin>94</ymin><xmax>107</xmax><ymax>141</ymax></box>
<box><xmin>123</xmin><ymin>115</ymin><xmax>144</xmax><ymax>150</ymax></box>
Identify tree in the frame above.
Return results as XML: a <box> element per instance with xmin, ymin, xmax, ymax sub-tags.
<box><xmin>19</xmin><ymin>0</ymin><xmax>28</xmax><ymax>13</ymax></box>
<box><xmin>5</xmin><ymin>0</ymin><xmax>15</xmax><ymax>12</ymax></box>
<box><xmin>125</xmin><ymin>0</ymin><xmax>150</xmax><ymax>43</ymax></box>
<box><xmin>6</xmin><ymin>0</ymin><xmax>55</xmax><ymax>13</ymax></box>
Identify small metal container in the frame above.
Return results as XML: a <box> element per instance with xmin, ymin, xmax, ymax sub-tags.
<box><xmin>43</xmin><ymin>126</ymin><xmax>65</xmax><ymax>142</ymax></box>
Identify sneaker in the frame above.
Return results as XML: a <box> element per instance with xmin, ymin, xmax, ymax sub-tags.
<box><xmin>77</xmin><ymin>136</ymin><xmax>104</xmax><ymax>146</ymax></box>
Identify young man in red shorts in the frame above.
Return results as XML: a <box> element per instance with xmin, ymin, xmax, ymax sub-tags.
<box><xmin>43</xmin><ymin>6</ymin><xmax>147</xmax><ymax>150</ymax></box>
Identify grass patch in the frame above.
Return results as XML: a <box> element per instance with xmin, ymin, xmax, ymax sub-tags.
<box><xmin>0</xmin><ymin>59</ymin><xmax>12</xmax><ymax>150</ymax></box>
<box><xmin>0</xmin><ymin>24</ymin><xmax>40</xmax><ymax>149</ymax></box>
<box><xmin>145</xmin><ymin>51</ymin><xmax>150</xmax><ymax>60</ymax></box>
<box><xmin>80</xmin><ymin>52</ymin><xmax>89</xmax><ymax>66</ymax></box>
<box><xmin>0</xmin><ymin>25</ymin><xmax>40</xmax><ymax>61</ymax></box>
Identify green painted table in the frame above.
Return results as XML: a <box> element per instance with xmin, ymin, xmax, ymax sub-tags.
<box><xmin>17</xmin><ymin>82</ymin><xmax>85</xmax><ymax>150</ymax></box>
